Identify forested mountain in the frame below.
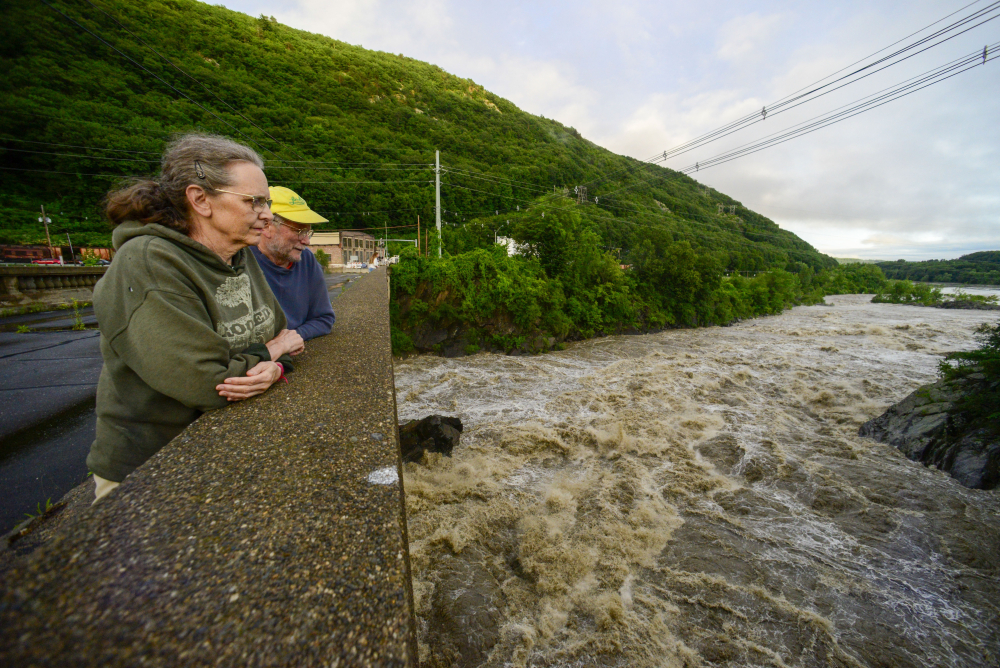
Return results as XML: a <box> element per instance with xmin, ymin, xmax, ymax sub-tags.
<box><xmin>877</xmin><ymin>252</ymin><xmax>1000</xmax><ymax>285</ymax></box>
<box><xmin>1</xmin><ymin>0</ymin><xmax>831</xmax><ymax>274</ymax></box>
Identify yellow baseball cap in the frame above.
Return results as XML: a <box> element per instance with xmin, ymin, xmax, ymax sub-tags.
<box><xmin>268</xmin><ymin>186</ymin><xmax>328</xmax><ymax>224</ymax></box>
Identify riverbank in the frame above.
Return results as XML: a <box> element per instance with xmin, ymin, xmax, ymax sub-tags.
<box><xmin>395</xmin><ymin>294</ymin><xmax>1000</xmax><ymax>667</ymax></box>
<box><xmin>389</xmin><ymin>249</ymin><xmax>886</xmax><ymax>357</ymax></box>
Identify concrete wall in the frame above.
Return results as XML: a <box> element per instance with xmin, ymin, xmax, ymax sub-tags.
<box><xmin>0</xmin><ymin>268</ymin><xmax>418</xmax><ymax>667</ymax></box>
<box><xmin>0</xmin><ymin>266</ymin><xmax>107</xmax><ymax>298</ymax></box>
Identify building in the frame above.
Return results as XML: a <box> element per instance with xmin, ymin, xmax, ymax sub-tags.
<box><xmin>310</xmin><ymin>231</ymin><xmax>379</xmax><ymax>267</ymax></box>
<box><xmin>496</xmin><ymin>236</ymin><xmax>526</xmax><ymax>257</ymax></box>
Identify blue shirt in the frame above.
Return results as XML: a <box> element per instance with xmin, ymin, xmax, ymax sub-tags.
<box><xmin>250</xmin><ymin>247</ymin><xmax>335</xmax><ymax>341</ymax></box>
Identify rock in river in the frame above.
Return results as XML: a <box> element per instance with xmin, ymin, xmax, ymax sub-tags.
<box><xmin>859</xmin><ymin>378</ymin><xmax>999</xmax><ymax>489</ymax></box>
<box><xmin>399</xmin><ymin>415</ymin><xmax>463</xmax><ymax>462</ymax></box>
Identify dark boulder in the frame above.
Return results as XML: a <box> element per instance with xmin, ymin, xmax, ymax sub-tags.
<box><xmin>399</xmin><ymin>415</ymin><xmax>463</xmax><ymax>462</ymax></box>
<box><xmin>859</xmin><ymin>379</ymin><xmax>999</xmax><ymax>489</ymax></box>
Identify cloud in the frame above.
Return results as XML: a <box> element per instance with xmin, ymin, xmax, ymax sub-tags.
<box><xmin>715</xmin><ymin>13</ymin><xmax>785</xmax><ymax>63</ymax></box>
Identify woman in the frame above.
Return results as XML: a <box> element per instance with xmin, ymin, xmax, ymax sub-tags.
<box><xmin>87</xmin><ymin>133</ymin><xmax>303</xmax><ymax>501</ymax></box>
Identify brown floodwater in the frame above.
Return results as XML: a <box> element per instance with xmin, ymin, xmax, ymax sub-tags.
<box><xmin>394</xmin><ymin>295</ymin><xmax>1000</xmax><ymax>668</ymax></box>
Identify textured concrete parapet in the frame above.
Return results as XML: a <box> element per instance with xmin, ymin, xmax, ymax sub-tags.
<box><xmin>0</xmin><ymin>267</ymin><xmax>417</xmax><ymax>666</ymax></box>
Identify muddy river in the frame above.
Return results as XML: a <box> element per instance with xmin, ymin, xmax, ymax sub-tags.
<box><xmin>394</xmin><ymin>295</ymin><xmax>999</xmax><ymax>668</ymax></box>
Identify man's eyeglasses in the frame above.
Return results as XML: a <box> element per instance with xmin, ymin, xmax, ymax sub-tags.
<box><xmin>213</xmin><ymin>188</ymin><xmax>272</xmax><ymax>213</ymax></box>
<box><xmin>274</xmin><ymin>219</ymin><xmax>314</xmax><ymax>239</ymax></box>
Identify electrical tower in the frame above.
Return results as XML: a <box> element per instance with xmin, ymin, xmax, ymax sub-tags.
<box><xmin>435</xmin><ymin>149</ymin><xmax>441</xmax><ymax>257</ymax></box>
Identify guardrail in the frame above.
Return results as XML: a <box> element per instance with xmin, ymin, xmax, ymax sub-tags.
<box><xmin>0</xmin><ymin>266</ymin><xmax>107</xmax><ymax>297</ymax></box>
<box><xmin>0</xmin><ymin>267</ymin><xmax>418</xmax><ymax>666</ymax></box>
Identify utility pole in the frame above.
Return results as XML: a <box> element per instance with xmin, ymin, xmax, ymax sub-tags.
<box><xmin>417</xmin><ymin>215</ymin><xmax>421</xmax><ymax>256</ymax></box>
<box><xmin>435</xmin><ymin>150</ymin><xmax>442</xmax><ymax>257</ymax></box>
<box><xmin>65</xmin><ymin>232</ymin><xmax>75</xmax><ymax>265</ymax></box>
<box><xmin>39</xmin><ymin>206</ymin><xmax>53</xmax><ymax>259</ymax></box>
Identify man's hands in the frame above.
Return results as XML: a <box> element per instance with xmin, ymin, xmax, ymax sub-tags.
<box><xmin>266</xmin><ymin>328</ymin><xmax>304</xmax><ymax>358</ymax></box>
<box><xmin>217</xmin><ymin>361</ymin><xmax>282</xmax><ymax>401</ymax></box>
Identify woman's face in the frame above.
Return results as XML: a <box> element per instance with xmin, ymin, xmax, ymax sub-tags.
<box><xmin>209</xmin><ymin>161</ymin><xmax>273</xmax><ymax>248</ymax></box>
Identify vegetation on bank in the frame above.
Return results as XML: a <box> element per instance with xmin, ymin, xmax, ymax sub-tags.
<box><xmin>872</xmin><ymin>281</ymin><xmax>998</xmax><ymax>307</ymax></box>
<box><xmin>390</xmin><ymin>201</ymin><xmax>887</xmax><ymax>355</ymax></box>
<box><xmin>877</xmin><ymin>251</ymin><xmax>1000</xmax><ymax>286</ymax></box>
<box><xmin>940</xmin><ymin>320</ymin><xmax>1000</xmax><ymax>437</ymax></box>
<box><xmin>872</xmin><ymin>281</ymin><xmax>944</xmax><ymax>305</ymax></box>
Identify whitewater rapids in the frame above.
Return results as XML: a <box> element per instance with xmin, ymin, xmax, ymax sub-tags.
<box><xmin>394</xmin><ymin>295</ymin><xmax>1000</xmax><ymax>668</ymax></box>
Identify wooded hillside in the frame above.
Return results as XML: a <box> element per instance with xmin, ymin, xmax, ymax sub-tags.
<box><xmin>1</xmin><ymin>0</ymin><xmax>832</xmax><ymax>274</ymax></box>
<box><xmin>877</xmin><ymin>252</ymin><xmax>1000</xmax><ymax>285</ymax></box>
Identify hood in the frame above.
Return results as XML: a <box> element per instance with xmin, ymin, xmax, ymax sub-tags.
<box><xmin>113</xmin><ymin>221</ymin><xmax>246</xmax><ymax>272</ymax></box>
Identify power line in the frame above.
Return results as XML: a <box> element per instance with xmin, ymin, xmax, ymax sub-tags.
<box><xmin>1</xmin><ymin>148</ymin><xmax>162</xmax><ymax>163</ymax></box>
<box><xmin>0</xmin><ymin>166</ymin><xmax>131</xmax><ymax>178</ymax></box>
<box><xmin>313</xmin><ymin>207</ymin><xmax>427</xmax><ymax>216</ymax></box>
<box><xmin>673</xmin><ymin>47</ymin><xmax>1000</xmax><ymax>176</ymax></box>
<box><xmin>3</xmin><ymin>108</ymin><xmax>428</xmax><ymax>157</ymax></box>
<box><xmin>275</xmin><ymin>179</ymin><xmax>434</xmax><ymax>185</ymax></box>
<box><xmin>598</xmin><ymin>42</ymin><xmax>1000</xmax><ymax>200</ymax></box>
<box><xmin>79</xmin><ymin>0</ymin><xmax>439</xmax><ymax>167</ymax></box>
<box><xmin>0</xmin><ymin>138</ymin><xmax>162</xmax><ymax>154</ymax></box>
<box><xmin>543</xmin><ymin>1</ymin><xmax>1000</xmax><ymax>205</ymax></box>
<box><xmin>0</xmin><ymin>134</ymin><xmax>435</xmax><ymax>167</ymax></box>
<box><xmin>441</xmin><ymin>165</ymin><xmax>551</xmax><ymax>190</ymax></box>
<box><xmin>81</xmin><ymin>0</ymin><xmax>312</xmax><ymax>171</ymax></box>
<box><xmin>41</xmin><ymin>0</ymin><xmax>283</xmax><ymax>164</ymax></box>
<box><xmin>644</xmin><ymin>0</ymin><xmax>1000</xmax><ymax>166</ymax></box>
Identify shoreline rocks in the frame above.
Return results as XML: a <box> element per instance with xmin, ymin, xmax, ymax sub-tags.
<box><xmin>859</xmin><ymin>378</ymin><xmax>999</xmax><ymax>490</ymax></box>
<box><xmin>935</xmin><ymin>299</ymin><xmax>1000</xmax><ymax>311</ymax></box>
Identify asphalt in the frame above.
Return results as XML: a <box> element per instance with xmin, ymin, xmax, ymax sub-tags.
<box><xmin>0</xmin><ymin>268</ymin><xmax>417</xmax><ymax>667</ymax></box>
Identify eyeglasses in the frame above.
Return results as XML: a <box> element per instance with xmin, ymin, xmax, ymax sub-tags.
<box><xmin>213</xmin><ymin>188</ymin><xmax>272</xmax><ymax>213</ymax></box>
<box><xmin>273</xmin><ymin>219</ymin><xmax>314</xmax><ymax>239</ymax></box>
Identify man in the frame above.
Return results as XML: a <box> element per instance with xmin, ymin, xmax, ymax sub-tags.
<box><xmin>251</xmin><ymin>186</ymin><xmax>336</xmax><ymax>341</ymax></box>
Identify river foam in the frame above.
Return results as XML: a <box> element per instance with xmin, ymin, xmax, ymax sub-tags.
<box><xmin>395</xmin><ymin>295</ymin><xmax>1000</xmax><ymax>667</ymax></box>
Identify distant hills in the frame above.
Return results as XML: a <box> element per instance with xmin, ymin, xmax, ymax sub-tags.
<box><xmin>0</xmin><ymin>0</ymin><xmax>833</xmax><ymax>273</ymax></box>
<box><xmin>877</xmin><ymin>252</ymin><xmax>1000</xmax><ymax>285</ymax></box>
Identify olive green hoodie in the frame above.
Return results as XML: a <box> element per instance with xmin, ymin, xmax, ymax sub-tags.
<box><xmin>87</xmin><ymin>221</ymin><xmax>291</xmax><ymax>482</ymax></box>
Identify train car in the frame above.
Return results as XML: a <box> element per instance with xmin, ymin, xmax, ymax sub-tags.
<box><xmin>0</xmin><ymin>245</ymin><xmax>52</xmax><ymax>263</ymax></box>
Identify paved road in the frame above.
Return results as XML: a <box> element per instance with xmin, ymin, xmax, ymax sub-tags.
<box><xmin>0</xmin><ymin>276</ymin><xmax>355</xmax><ymax>533</ymax></box>
<box><xmin>0</xmin><ymin>329</ymin><xmax>101</xmax><ymax>532</ymax></box>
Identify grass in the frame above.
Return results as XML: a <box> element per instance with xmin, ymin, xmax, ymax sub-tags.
<box><xmin>24</xmin><ymin>497</ymin><xmax>54</xmax><ymax>520</ymax></box>
<box><xmin>0</xmin><ymin>300</ymin><xmax>93</xmax><ymax>319</ymax></box>
<box><xmin>71</xmin><ymin>299</ymin><xmax>85</xmax><ymax>330</ymax></box>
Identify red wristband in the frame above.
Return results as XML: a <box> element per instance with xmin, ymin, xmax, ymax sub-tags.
<box><xmin>276</xmin><ymin>362</ymin><xmax>289</xmax><ymax>384</ymax></box>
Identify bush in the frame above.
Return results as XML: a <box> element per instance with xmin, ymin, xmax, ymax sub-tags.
<box><xmin>313</xmin><ymin>249</ymin><xmax>331</xmax><ymax>273</ymax></box>
<box><xmin>872</xmin><ymin>280</ymin><xmax>942</xmax><ymax>305</ymax></box>
<box><xmin>940</xmin><ymin>320</ymin><xmax>1000</xmax><ymax>431</ymax></box>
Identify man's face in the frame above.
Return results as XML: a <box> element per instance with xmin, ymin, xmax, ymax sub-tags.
<box><xmin>264</xmin><ymin>216</ymin><xmax>311</xmax><ymax>264</ymax></box>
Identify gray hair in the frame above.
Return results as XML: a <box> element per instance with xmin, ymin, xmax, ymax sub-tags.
<box><xmin>105</xmin><ymin>133</ymin><xmax>264</xmax><ymax>233</ymax></box>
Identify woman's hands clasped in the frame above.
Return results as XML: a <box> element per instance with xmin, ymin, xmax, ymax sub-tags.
<box><xmin>216</xmin><ymin>329</ymin><xmax>303</xmax><ymax>401</ymax></box>
<box><xmin>217</xmin><ymin>361</ymin><xmax>283</xmax><ymax>401</ymax></box>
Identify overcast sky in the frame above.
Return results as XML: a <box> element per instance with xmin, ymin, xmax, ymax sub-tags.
<box><xmin>219</xmin><ymin>0</ymin><xmax>998</xmax><ymax>260</ymax></box>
